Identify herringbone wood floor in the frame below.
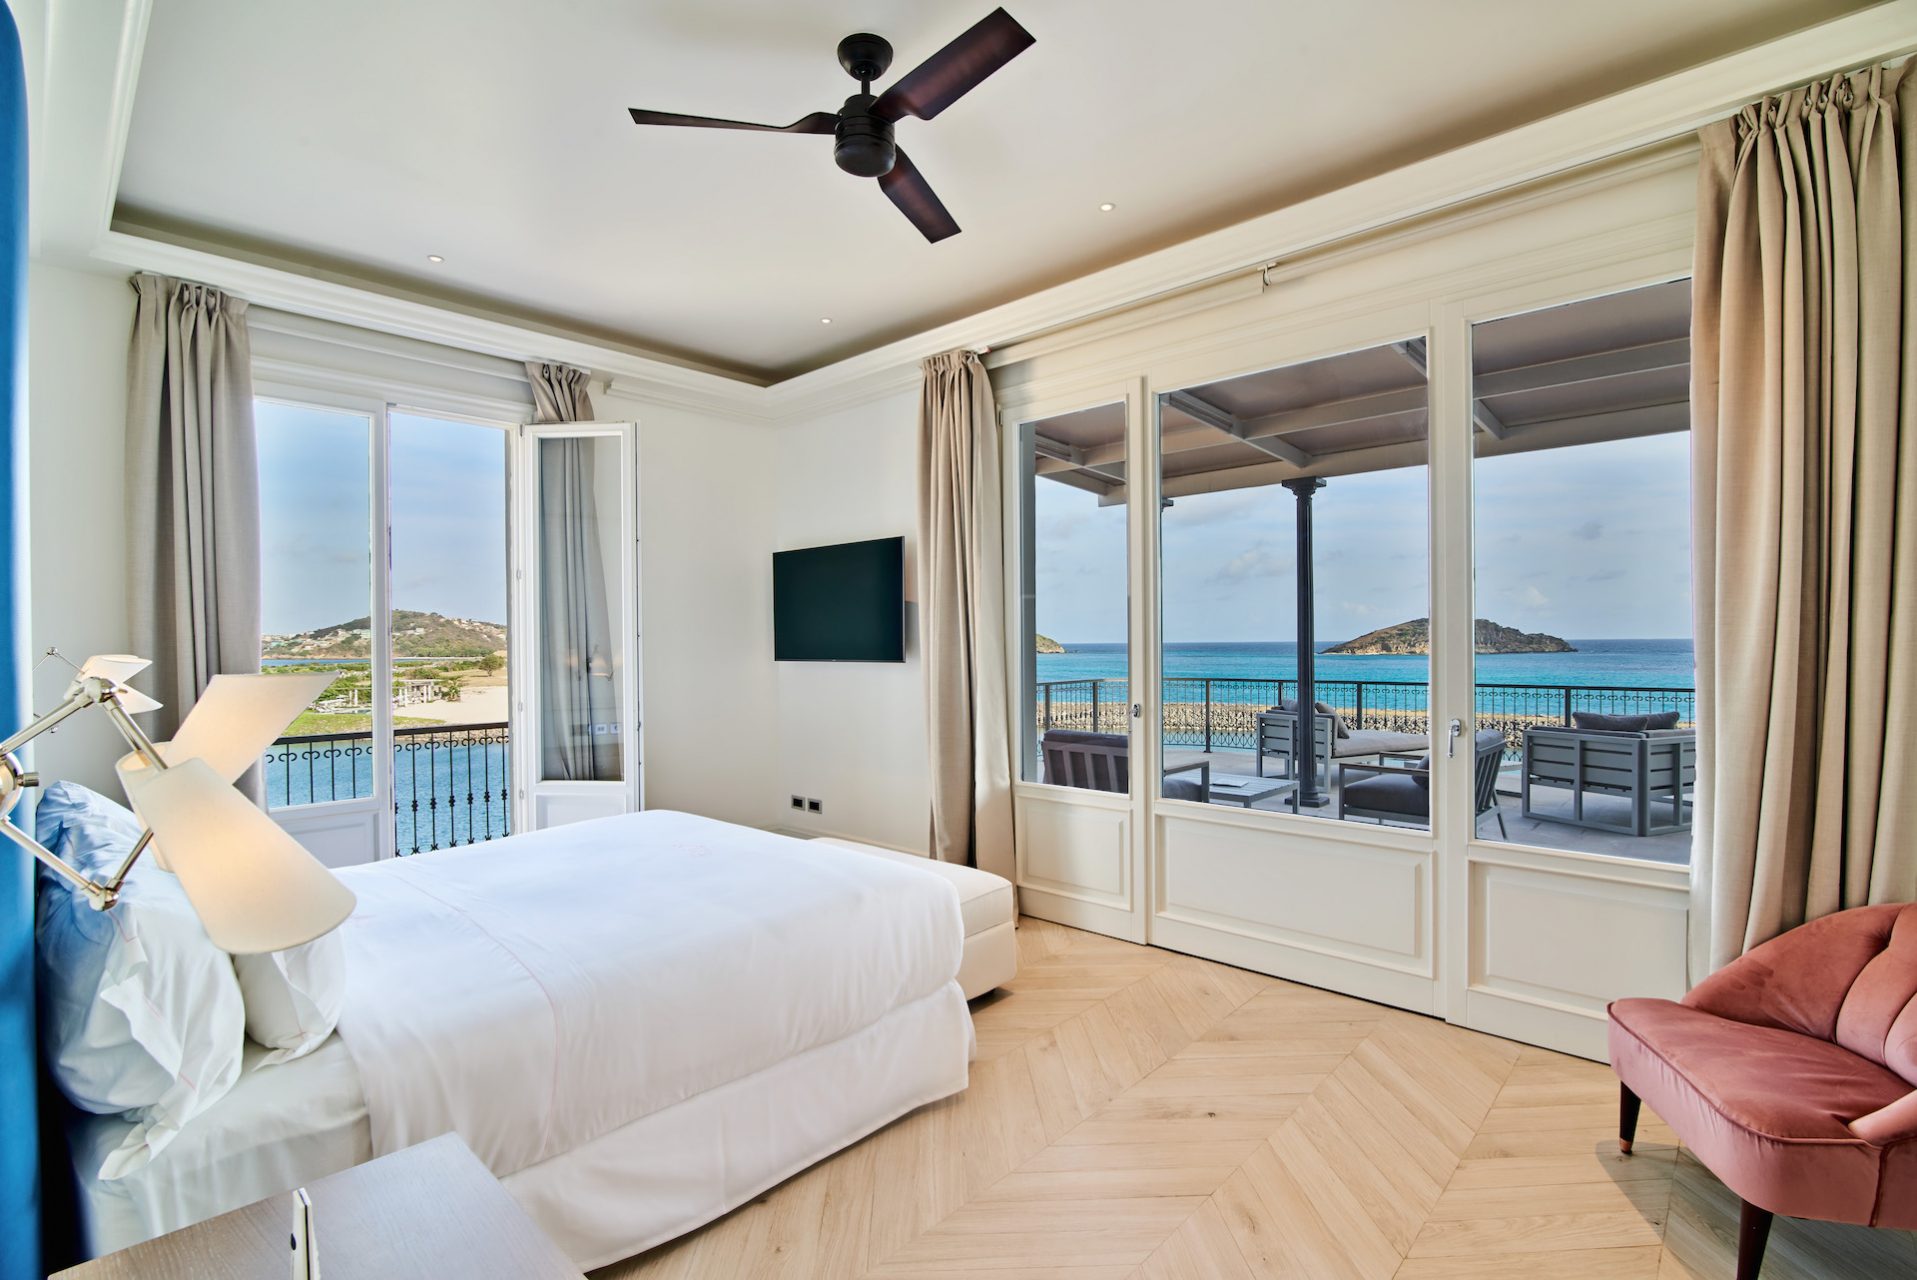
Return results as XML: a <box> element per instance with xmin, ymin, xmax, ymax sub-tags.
<box><xmin>598</xmin><ymin>918</ymin><xmax>1917</xmax><ymax>1279</ymax></box>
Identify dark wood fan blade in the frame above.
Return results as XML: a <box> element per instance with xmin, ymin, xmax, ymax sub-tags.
<box><xmin>627</xmin><ymin>108</ymin><xmax>837</xmax><ymax>134</ymax></box>
<box><xmin>879</xmin><ymin>149</ymin><xmax>960</xmax><ymax>243</ymax></box>
<box><xmin>872</xmin><ymin>8</ymin><xmax>1034</xmax><ymax>122</ymax></box>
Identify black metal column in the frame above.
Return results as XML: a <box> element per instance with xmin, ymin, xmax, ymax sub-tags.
<box><xmin>1283</xmin><ymin>477</ymin><xmax>1328</xmax><ymax>807</ymax></box>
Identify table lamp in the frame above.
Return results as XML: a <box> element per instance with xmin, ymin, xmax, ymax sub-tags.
<box><xmin>0</xmin><ymin>654</ymin><xmax>356</xmax><ymax>953</ymax></box>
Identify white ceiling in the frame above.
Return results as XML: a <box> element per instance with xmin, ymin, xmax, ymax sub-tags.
<box><xmin>116</xmin><ymin>0</ymin><xmax>1871</xmax><ymax>381</ymax></box>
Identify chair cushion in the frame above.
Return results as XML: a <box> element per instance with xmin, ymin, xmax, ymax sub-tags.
<box><xmin>1572</xmin><ymin>711</ymin><xmax>1681</xmax><ymax>731</ymax></box>
<box><xmin>1276</xmin><ymin>699</ymin><xmax>1348</xmax><ymax>738</ymax></box>
<box><xmin>812</xmin><ymin>838</ymin><xmax>1015</xmax><ymax>940</ymax></box>
<box><xmin>1336</xmin><ymin>729</ymin><xmax>1427</xmax><ymax>758</ymax></box>
<box><xmin>1610</xmin><ymin>996</ymin><xmax>1916</xmax><ymax>1226</ymax></box>
<box><xmin>1341</xmin><ymin>772</ymin><xmax>1428</xmax><ymax>818</ymax></box>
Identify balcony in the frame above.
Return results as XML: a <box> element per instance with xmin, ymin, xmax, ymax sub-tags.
<box><xmin>1036</xmin><ymin>677</ymin><xmax>1694</xmax><ymax>865</ymax></box>
<box><xmin>264</xmin><ymin>721</ymin><xmax>511</xmax><ymax>856</ymax></box>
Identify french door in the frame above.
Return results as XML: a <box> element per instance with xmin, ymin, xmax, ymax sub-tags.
<box><xmin>1006</xmin><ymin>257</ymin><xmax>1698</xmax><ymax>1060</ymax></box>
<box><xmin>257</xmin><ymin>392</ymin><xmax>642</xmax><ymax>861</ymax></box>
<box><xmin>511</xmin><ymin>421</ymin><xmax>642</xmax><ymax>830</ymax></box>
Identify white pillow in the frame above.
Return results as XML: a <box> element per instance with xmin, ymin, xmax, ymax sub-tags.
<box><xmin>34</xmin><ymin>782</ymin><xmax>247</xmax><ymax>1180</ymax></box>
<box><xmin>233</xmin><ymin>932</ymin><xmax>345</xmax><ymax>1064</ymax></box>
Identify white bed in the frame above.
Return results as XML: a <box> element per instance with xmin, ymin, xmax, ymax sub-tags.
<box><xmin>71</xmin><ymin>810</ymin><xmax>975</xmax><ymax>1269</ymax></box>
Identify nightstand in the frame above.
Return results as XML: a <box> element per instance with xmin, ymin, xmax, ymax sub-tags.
<box><xmin>54</xmin><ymin>1133</ymin><xmax>583</xmax><ymax>1279</ymax></box>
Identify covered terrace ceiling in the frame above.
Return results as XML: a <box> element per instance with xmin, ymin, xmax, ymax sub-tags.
<box><xmin>1028</xmin><ymin>280</ymin><xmax>1692</xmax><ymax>504</ymax></box>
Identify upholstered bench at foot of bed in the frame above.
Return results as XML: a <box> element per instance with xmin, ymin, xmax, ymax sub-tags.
<box><xmin>812</xmin><ymin>837</ymin><xmax>1017</xmax><ymax>1000</ymax></box>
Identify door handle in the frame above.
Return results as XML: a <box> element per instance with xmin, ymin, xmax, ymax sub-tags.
<box><xmin>1447</xmin><ymin>718</ymin><xmax>1463</xmax><ymax>758</ymax></box>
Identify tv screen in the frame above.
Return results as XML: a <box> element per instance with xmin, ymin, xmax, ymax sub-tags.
<box><xmin>773</xmin><ymin>536</ymin><xmax>905</xmax><ymax>663</ymax></box>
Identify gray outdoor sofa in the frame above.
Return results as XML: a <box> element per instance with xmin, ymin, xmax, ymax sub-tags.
<box><xmin>1521</xmin><ymin>712</ymin><xmax>1696</xmax><ymax>838</ymax></box>
<box><xmin>1040</xmin><ymin>729</ymin><xmax>1212</xmax><ymax>802</ymax></box>
<box><xmin>1337</xmin><ymin>728</ymin><xmax>1508</xmax><ymax>836</ymax></box>
<box><xmin>1253</xmin><ymin>702</ymin><xmax>1427</xmax><ymax>787</ymax></box>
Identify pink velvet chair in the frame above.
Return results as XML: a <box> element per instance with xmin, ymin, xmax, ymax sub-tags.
<box><xmin>1608</xmin><ymin>902</ymin><xmax>1917</xmax><ymax>1279</ymax></box>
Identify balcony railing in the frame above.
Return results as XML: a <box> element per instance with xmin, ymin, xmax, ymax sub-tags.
<box><xmin>1037</xmin><ymin>677</ymin><xmax>1695</xmax><ymax>756</ymax></box>
<box><xmin>264</xmin><ymin>721</ymin><xmax>511</xmax><ymax>856</ymax></box>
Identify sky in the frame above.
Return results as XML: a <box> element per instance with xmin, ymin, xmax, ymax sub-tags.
<box><xmin>257</xmin><ymin>403</ymin><xmax>508</xmax><ymax>635</ymax></box>
<box><xmin>1034</xmin><ymin>430</ymin><xmax>1694</xmax><ymax>645</ymax></box>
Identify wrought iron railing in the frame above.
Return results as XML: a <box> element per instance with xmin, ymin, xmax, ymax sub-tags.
<box><xmin>263</xmin><ymin>721</ymin><xmax>511</xmax><ymax>856</ymax></box>
<box><xmin>1037</xmin><ymin>677</ymin><xmax>1695</xmax><ymax>756</ymax></box>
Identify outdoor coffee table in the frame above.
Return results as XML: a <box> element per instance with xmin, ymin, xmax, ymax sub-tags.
<box><xmin>1206</xmin><ymin>773</ymin><xmax>1299</xmax><ymax>810</ymax></box>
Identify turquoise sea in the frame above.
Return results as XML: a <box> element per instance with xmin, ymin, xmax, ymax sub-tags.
<box><xmin>1037</xmin><ymin>639</ymin><xmax>1694</xmax><ymax>691</ymax></box>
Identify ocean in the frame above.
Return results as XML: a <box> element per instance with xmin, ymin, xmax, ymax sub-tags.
<box><xmin>1037</xmin><ymin>638</ymin><xmax>1695</xmax><ymax>691</ymax></box>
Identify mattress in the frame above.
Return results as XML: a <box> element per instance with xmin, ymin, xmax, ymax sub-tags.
<box><xmin>75</xmin><ymin>985</ymin><xmax>971</xmax><ymax>1267</ymax></box>
<box><xmin>72</xmin><ymin>1037</ymin><xmax>372</xmax><ymax>1255</ymax></box>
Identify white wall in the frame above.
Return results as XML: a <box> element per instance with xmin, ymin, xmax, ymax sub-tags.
<box><xmin>27</xmin><ymin>261</ymin><xmax>132</xmax><ymax>795</ymax></box>
<box><xmin>599</xmin><ymin>388</ymin><xmax>782</xmax><ymax>831</ymax></box>
<box><xmin>770</xmin><ymin>389</ymin><xmax>927</xmax><ymax>852</ymax></box>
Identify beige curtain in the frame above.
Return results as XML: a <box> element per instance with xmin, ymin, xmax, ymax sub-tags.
<box><xmin>1693</xmin><ymin>62</ymin><xmax>1917</xmax><ymax>974</ymax></box>
<box><xmin>918</xmin><ymin>351</ymin><xmax>1015</xmax><ymax>877</ymax></box>
<box><xmin>525</xmin><ymin>360</ymin><xmax>595</xmax><ymax>423</ymax></box>
<box><xmin>523</xmin><ymin>362</ymin><xmax>619</xmax><ymax>780</ymax></box>
<box><xmin>125</xmin><ymin>273</ymin><xmax>260</xmax><ymax>745</ymax></box>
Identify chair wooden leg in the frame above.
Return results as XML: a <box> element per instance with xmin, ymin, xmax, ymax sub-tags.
<box><xmin>1618</xmin><ymin>1083</ymin><xmax>1641</xmax><ymax>1154</ymax></box>
<box><xmin>1735</xmin><ymin>1199</ymin><xmax>1773</xmax><ymax>1280</ymax></box>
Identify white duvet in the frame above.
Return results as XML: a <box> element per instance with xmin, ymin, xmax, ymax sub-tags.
<box><xmin>331</xmin><ymin>810</ymin><xmax>967</xmax><ymax>1178</ymax></box>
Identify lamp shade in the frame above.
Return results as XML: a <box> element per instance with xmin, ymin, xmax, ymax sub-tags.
<box><xmin>80</xmin><ymin>654</ymin><xmax>152</xmax><ymax>684</ymax></box>
<box><xmin>161</xmin><ymin>672</ymin><xmax>333</xmax><ymax>783</ymax></box>
<box><xmin>116</xmin><ymin>755</ymin><xmax>356</xmax><ymax>954</ymax></box>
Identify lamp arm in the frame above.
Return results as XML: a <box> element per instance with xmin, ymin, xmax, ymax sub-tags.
<box><xmin>0</xmin><ymin>683</ymin><xmax>171</xmax><ymax>910</ymax></box>
<box><xmin>97</xmin><ymin>692</ymin><xmax>167</xmax><ymax>770</ymax></box>
<box><xmin>0</xmin><ymin>688</ymin><xmax>96</xmax><ymax>758</ymax></box>
<box><xmin>0</xmin><ymin>814</ymin><xmax>115</xmax><ymax>909</ymax></box>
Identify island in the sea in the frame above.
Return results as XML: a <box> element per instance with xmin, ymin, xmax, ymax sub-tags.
<box><xmin>1323</xmin><ymin>617</ymin><xmax>1575</xmax><ymax>655</ymax></box>
<box><xmin>1035</xmin><ymin>633</ymin><xmax>1064</xmax><ymax>654</ymax></box>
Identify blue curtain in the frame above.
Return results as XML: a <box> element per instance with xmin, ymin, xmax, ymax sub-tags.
<box><xmin>0</xmin><ymin>5</ymin><xmax>33</xmax><ymax>1277</ymax></box>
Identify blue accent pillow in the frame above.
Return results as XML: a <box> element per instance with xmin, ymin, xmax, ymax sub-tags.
<box><xmin>33</xmin><ymin>781</ymin><xmax>247</xmax><ymax>1179</ymax></box>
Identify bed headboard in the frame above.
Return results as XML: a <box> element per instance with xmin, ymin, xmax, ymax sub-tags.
<box><xmin>0</xmin><ymin>6</ymin><xmax>36</xmax><ymax>1278</ymax></box>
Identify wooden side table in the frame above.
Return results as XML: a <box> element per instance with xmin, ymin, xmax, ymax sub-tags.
<box><xmin>54</xmin><ymin>1133</ymin><xmax>583</xmax><ymax>1279</ymax></box>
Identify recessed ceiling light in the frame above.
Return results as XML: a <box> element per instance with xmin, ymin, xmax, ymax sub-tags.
<box><xmin>426</xmin><ymin>254</ymin><xmax>444</xmax><ymax>263</ymax></box>
<box><xmin>1098</xmin><ymin>202</ymin><xmax>1116</xmax><ymax>212</ymax></box>
<box><xmin>820</xmin><ymin>317</ymin><xmax>833</xmax><ymax>325</ymax></box>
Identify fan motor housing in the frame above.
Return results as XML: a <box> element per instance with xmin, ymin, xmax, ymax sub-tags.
<box><xmin>833</xmin><ymin>95</ymin><xmax>896</xmax><ymax>177</ymax></box>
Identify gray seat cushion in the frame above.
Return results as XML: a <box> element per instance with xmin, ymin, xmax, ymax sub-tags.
<box><xmin>1571</xmin><ymin>710</ymin><xmax>1682</xmax><ymax>731</ymax></box>
<box><xmin>1162</xmin><ymin>777</ymin><xmax>1206</xmax><ymax>803</ymax></box>
<box><xmin>1335</xmin><ymin>730</ymin><xmax>1427</xmax><ymax>758</ymax></box>
<box><xmin>1341</xmin><ymin>772</ymin><xmax>1429</xmax><ymax>818</ymax></box>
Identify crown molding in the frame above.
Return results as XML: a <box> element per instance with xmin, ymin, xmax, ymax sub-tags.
<box><xmin>28</xmin><ymin>0</ymin><xmax>1917</xmax><ymax>426</ymax></box>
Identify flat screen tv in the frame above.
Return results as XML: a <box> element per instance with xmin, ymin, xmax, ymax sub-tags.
<box><xmin>773</xmin><ymin>536</ymin><xmax>905</xmax><ymax>663</ymax></box>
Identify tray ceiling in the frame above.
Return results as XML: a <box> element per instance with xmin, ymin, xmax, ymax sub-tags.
<box><xmin>115</xmin><ymin>0</ymin><xmax>1871</xmax><ymax>380</ymax></box>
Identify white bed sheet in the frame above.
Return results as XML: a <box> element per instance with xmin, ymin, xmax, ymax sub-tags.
<box><xmin>75</xmin><ymin>983</ymin><xmax>971</xmax><ymax>1268</ymax></box>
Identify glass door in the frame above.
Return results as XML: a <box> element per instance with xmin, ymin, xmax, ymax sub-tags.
<box><xmin>1439</xmin><ymin>277</ymin><xmax>1697</xmax><ymax>1056</ymax></box>
<box><xmin>513</xmin><ymin>421</ymin><xmax>640</xmax><ymax>830</ymax></box>
<box><xmin>256</xmin><ymin>396</ymin><xmax>384</xmax><ymax>866</ymax></box>
<box><xmin>1008</xmin><ymin>385</ymin><xmax>1148</xmax><ymax>940</ymax></box>
<box><xmin>388</xmin><ymin>411</ymin><xmax>512</xmax><ymax>854</ymax></box>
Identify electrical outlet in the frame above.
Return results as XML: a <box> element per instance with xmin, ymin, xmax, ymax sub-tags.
<box><xmin>790</xmin><ymin>795</ymin><xmax>805</xmax><ymax>810</ymax></box>
<box><xmin>806</xmin><ymin>798</ymin><xmax>823</xmax><ymax>814</ymax></box>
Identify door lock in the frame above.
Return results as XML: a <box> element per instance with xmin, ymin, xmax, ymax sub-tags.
<box><xmin>1131</xmin><ymin>702</ymin><xmax>1142</xmax><ymax>719</ymax></box>
<box><xmin>1447</xmin><ymin>718</ymin><xmax>1463</xmax><ymax>757</ymax></box>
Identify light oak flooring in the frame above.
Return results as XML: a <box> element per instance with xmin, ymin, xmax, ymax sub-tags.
<box><xmin>599</xmin><ymin>918</ymin><xmax>1916</xmax><ymax>1279</ymax></box>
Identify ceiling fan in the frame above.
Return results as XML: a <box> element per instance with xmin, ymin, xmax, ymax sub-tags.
<box><xmin>628</xmin><ymin>8</ymin><xmax>1035</xmax><ymax>244</ymax></box>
